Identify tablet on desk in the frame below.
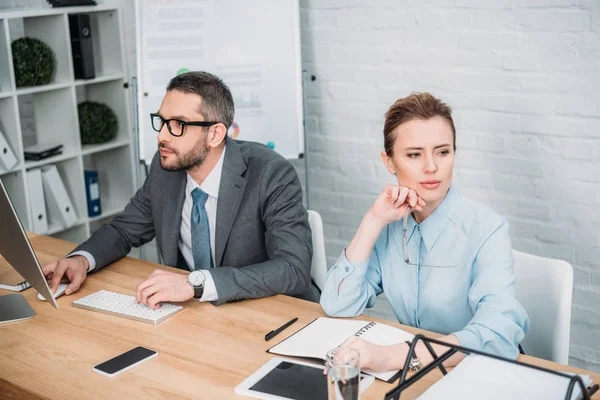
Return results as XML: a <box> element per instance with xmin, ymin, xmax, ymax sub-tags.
<box><xmin>235</xmin><ymin>357</ymin><xmax>375</xmax><ymax>400</ymax></box>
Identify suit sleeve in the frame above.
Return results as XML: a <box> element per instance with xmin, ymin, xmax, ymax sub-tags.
<box><xmin>71</xmin><ymin>153</ymin><xmax>158</xmax><ymax>270</ymax></box>
<box><xmin>210</xmin><ymin>157</ymin><xmax>312</xmax><ymax>304</ymax></box>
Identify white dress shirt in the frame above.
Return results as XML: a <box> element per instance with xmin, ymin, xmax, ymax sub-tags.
<box><xmin>72</xmin><ymin>147</ymin><xmax>226</xmax><ymax>302</ymax></box>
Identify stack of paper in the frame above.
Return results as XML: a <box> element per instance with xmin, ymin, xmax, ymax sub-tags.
<box><xmin>419</xmin><ymin>354</ymin><xmax>593</xmax><ymax>400</ymax></box>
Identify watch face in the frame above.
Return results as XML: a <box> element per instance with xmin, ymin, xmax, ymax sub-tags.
<box><xmin>188</xmin><ymin>271</ymin><xmax>205</xmax><ymax>287</ymax></box>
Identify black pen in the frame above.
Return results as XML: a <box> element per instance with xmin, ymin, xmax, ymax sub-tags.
<box><xmin>265</xmin><ymin>317</ymin><xmax>298</xmax><ymax>341</ymax></box>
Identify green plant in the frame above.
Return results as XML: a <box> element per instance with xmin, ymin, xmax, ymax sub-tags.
<box><xmin>78</xmin><ymin>101</ymin><xmax>118</xmax><ymax>145</ymax></box>
<box><xmin>12</xmin><ymin>37</ymin><xmax>55</xmax><ymax>87</ymax></box>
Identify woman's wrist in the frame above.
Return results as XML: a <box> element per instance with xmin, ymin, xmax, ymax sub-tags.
<box><xmin>365</xmin><ymin>209</ymin><xmax>389</xmax><ymax>230</ymax></box>
<box><xmin>346</xmin><ymin>211</ymin><xmax>387</xmax><ymax>262</ymax></box>
<box><xmin>368</xmin><ymin>343</ymin><xmax>408</xmax><ymax>373</ymax></box>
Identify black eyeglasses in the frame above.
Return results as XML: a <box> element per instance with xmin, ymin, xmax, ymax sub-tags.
<box><xmin>150</xmin><ymin>113</ymin><xmax>220</xmax><ymax>137</ymax></box>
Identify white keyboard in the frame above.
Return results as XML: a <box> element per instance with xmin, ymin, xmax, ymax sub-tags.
<box><xmin>72</xmin><ymin>290</ymin><xmax>184</xmax><ymax>325</ymax></box>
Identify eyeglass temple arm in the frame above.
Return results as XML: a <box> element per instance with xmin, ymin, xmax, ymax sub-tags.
<box><xmin>403</xmin><ymin>205</ymin><xmax>411</xmax><ymax>263</ymax></box>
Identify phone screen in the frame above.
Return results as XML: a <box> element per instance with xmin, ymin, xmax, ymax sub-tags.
<box><xmin>93</xmin><ymin>346</ymin><xmax>157</xmax><ymax>376</ymax></box>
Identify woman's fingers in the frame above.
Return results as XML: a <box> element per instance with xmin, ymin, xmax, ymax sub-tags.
<box><xmin>394</xmin><ymin>186</ymin><xmax>409</xmax><ymax>208</ymax></box>
<box><xmin>408</xmin><ymin>189</ymin><xmax>417</xmax><ymax>208</ymax></box>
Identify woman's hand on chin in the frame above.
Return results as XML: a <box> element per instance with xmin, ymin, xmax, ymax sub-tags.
<box><xmin>368</xmin><ymin>185</ymin><xmax>426</xmax><ymax>225</ymax></box>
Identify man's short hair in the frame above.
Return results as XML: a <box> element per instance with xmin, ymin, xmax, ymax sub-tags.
<box><xmin>167</xmin><ymin>71</ymin><xmax>235</xmax><ymax>129</ymax></box>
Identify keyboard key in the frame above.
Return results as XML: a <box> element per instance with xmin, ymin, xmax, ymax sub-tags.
<box><xmin>72</xmin><ymin>290</ymin><xmax>184</xmax><ymax>325</ymax></box>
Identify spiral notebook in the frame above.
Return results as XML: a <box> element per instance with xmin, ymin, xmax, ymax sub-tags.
<box><xmin>267</xmin><ymin>317</ymin><xmax>414</xmax><ymax>383</ymax></box>
<box><xmin>0</xmin><ymin>257</ymin><xmax>30</xmax><ymax>292</ymax></box>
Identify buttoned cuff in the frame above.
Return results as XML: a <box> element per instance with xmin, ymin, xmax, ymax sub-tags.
<box><xmin>334</xmin><ymin>248</ymin><xmax>370</xmax><ymax>284</ymax></box>
<box><xmin>454</xmin><ymin>328</ymin><xmax>480</xmax><ymax>352</ymax></box>
<box><xmin>67</xmin><ymin>251</ymin><xmax>96</xmax><ymax>272</ymax></box>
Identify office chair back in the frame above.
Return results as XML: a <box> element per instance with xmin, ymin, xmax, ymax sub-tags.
<box><xmin>513</xmin><ymin>250</ymin><xmax>573</xmax><ymax>364</ymax></box>
<box><xmin>308</xmin><ymin>210</ymin><xmax>327</xmax><ymax>291</ymax></box>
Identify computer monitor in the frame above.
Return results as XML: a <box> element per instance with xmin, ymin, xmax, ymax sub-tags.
<box><xmin>0</xmin><ymin>178</ymin><xmax>58</xmax><ymax>317</ymax></box>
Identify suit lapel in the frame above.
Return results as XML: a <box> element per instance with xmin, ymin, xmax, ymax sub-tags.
<box><xmin>215</xmin><ymin>137</ymin><xmax>247</xmax><ymax>267</ymax></box>
<box><xmin>161</xmin><ymin>170</ymin><xmax>187</xmax><ymax>266</ymax></box>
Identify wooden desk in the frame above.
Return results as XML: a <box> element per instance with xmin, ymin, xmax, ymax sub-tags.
<box><xmin>1</xmin><ymin>235</ymin><xmax>598</xmax><ymax>399</ymax></box>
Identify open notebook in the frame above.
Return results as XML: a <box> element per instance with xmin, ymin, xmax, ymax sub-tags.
<box><xmin>267</xmin><ymin>317</ymin><xmax>414</xmax><ymax>383</ymax></box>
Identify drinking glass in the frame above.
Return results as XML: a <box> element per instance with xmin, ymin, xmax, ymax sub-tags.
<box><xmin>326</xmin><ymin>347</ymin><xmax>361</xmax><ymax>400</ymax></box>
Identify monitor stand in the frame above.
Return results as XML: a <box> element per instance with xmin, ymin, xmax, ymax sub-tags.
<box><xmin>0</xmin><ymin>294</ymin><xmax>36</xmax><ymax>324</ymax></box>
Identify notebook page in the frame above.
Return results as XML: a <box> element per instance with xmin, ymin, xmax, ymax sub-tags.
<box><xmin>359</xmin><ymin>322</ymin><xmax>415</xmax><ymax>346</ymax></box>
<box><xmin>418</xmin><ymin>354</ymin><xmax>593</xmax><ymax>400</ymax></box>
<box><xmin>268</xmin><ymin>317</ymin><xmax>416</xmax><ymax>382</ymax></box>
<box><xmin>268</xmin><ymin>317</ymin><xmax>368</xmax><ymax>360</ymax></box>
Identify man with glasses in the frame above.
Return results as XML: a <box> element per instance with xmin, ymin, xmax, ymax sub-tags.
<box><xmin>42</xmin><ymin>71</ymin><xmax>319</xmax><ymax>306</ymax></box>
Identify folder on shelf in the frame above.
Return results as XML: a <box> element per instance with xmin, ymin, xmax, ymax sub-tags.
<box><xmin>84</xmin><ymin>170</ymin><xmax>101</xmax><ymax>217</ymax></box>
<box><xmin>41</xmin><ymin>165</ymin><xmax>78</xmax><ymax>228</ymax></box>
<box><xmin>26</xmin><ymin>168</ymin><xmax>48</xmax><ymax>234</ymax></box>
<box><xmin>0</xmin><ymin>128</ymin><xmax>18</xmax><ymax>172</ymax></box>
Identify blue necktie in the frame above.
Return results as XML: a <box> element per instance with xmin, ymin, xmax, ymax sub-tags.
<box><xmin>191</xmin><ymin>188</ymin><xmax>213</xmax><ymax>270</ymax></box>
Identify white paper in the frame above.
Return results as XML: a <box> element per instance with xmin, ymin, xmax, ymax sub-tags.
<box><xmin>418</xmin><ymin>354</ymin><xmax>593</xmax><ymax>400</ymax></box>
<box><xmin>89</xmin><ymin>182</ymin><xmax>99</xmax><ymax>200</ymax></box>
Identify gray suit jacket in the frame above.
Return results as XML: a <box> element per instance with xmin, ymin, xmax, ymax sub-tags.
<box><xmin>75</xmin><ymin>137</ymin><xmax>319</xmax><ymax>304</ymax></box>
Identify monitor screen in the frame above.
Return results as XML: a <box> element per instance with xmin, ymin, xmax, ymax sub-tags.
<box><xmin>0</xmin><ymin>179</ymin><xmax>57</xmax><ymax>308</ymax></box>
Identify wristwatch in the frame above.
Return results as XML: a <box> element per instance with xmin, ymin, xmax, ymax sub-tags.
<box><xmin>405</xmin><ymin>341</ymin><xmax>423</xmax><ymax>372</ymax></box>
<box><xmin>188</xmin><ymin>270</ymin><xmax>206</xmax><ymax>299</ymax></box>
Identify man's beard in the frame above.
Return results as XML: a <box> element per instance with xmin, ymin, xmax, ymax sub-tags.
<box><xmin>159</xmin><ymin>136</ymin><xmax>209</xmax><ymax>171</ymax></box>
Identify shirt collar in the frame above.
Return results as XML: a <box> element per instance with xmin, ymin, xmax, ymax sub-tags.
<box><xmin>185</xmin><ymin>146</ymin><xmax>226</xmax><ymax>199</ymax></box>
<box><xmin>407</xmin><ymin>184</ymin><xmax>461</xmax><ymax>252</ymax></box>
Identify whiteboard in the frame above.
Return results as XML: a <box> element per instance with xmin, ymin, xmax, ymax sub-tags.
<box><xmin>135</xmin><ymin>0</ymin><xmax>305</xmax><ymax>163</ymax></box>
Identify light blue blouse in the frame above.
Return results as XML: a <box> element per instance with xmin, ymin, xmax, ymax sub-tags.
<box><xmin>320</xmin><ymin>184</ymin><xmax>529</xmax><ymax>359</ymax></box>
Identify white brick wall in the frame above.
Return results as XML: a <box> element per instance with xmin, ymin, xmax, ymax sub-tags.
<box><xmin>300</xmin><ymin>0</ymin><xmax>600</xmax><ymax>371</ymax></box>
<box><xmin>5</xmin><ymin>0</ymin><xmax>599</xmax><ymax>371</ymax></box>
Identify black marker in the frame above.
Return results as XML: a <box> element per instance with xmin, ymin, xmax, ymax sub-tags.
<box><xmin>265</xmin><ymin>317</ymin><xmax>298</xmax><ymax>341</ymax></box>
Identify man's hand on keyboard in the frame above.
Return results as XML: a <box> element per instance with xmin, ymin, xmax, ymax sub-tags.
<box><xmin>42</xmin><ymin>256</ymin><xmax>89</xmax><ymax>296</ymax></box>
<box><xmin>135</xmin><ymin>269</ymin><xmax>194</xmax><ymax>309</ymax></box>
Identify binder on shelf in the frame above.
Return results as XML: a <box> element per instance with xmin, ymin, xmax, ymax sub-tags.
<box><xmin>26</xmin><ymin>168</ymin><xmax>48</xmax><ymax>234</ymax></box>
<box><xmin>41</xmin><ymin>165</ymin><xmax>78</xmax><ymax>228</ymax></box>
<box><xmin>84</xmin><ymin>170</ymin><xmax>101</xmax><ymax>217</ymax></box>
<box><xmin>384</xmin><ymin>334</ymin><xmax>599</xmax><ymax>400</ymax></box>
<box><xmin>0</xmin><ymin>129</ymin><xmax>18</xmax><ymax>172</ymax></box>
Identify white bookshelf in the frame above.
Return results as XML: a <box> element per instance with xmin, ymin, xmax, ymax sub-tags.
<box><xmin>0</xmin><ymin>5</ymin><xmax>136</xmax><ymax>244</ymax></box>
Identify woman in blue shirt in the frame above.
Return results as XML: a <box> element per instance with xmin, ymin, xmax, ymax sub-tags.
<box><xmin>320</xmin><ymin>92</ymin><xmax>529</xmax><ymax>373</ymax></box>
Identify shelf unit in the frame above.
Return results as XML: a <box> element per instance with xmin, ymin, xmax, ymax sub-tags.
<box><xmin>0</xmin><ymin>5</ymin><xmax>136</xmax><ymax>245</ymax></box>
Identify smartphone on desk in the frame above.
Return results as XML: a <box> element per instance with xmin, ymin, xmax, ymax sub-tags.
<box><xmin>93</xmin><ymin>346</ymin><xmax>157</xmax><ymax>377</ymax></box>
